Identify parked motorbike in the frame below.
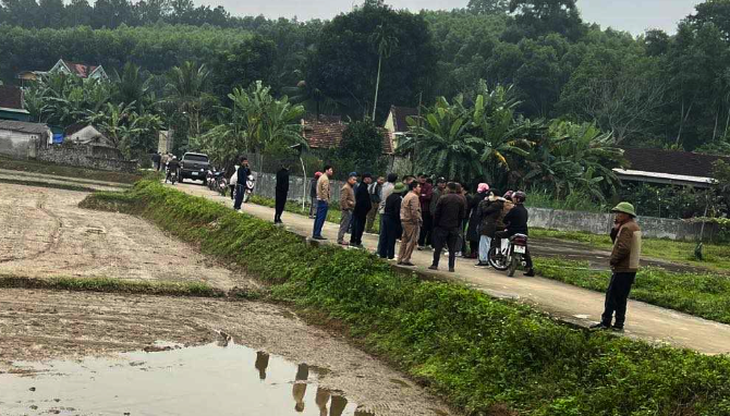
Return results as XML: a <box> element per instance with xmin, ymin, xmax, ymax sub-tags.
<box><xmin>215</xmin><ymin>174</ymin><xmax>228</xmax><ymax>196</ymax></box>
<box><xmin>206</xmin><ymin>169</ymin><xmax>216</xmax><ymax>190</ymax></box>
<box><xmin>488</xmin><ymin>234</ymin><xmax>529</xmax><ymax>277</ymax></box>
<box><xmin>243</xmin><ymin>174</ymin><xmax>256</xmax><ymax>203</ymax></box>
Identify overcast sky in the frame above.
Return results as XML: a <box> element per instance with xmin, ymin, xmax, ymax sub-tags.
<box><xmin>195</xmin><ymin>0</ymin><xmax>700</xmax><ymax>35</ymax></box>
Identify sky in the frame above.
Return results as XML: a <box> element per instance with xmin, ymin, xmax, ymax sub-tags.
<box><xmin>195</xmin><ymin>0</ymin><xmax>701</xmax><ymax>35</ymax></box>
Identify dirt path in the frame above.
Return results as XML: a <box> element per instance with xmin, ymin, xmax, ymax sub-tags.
<box><xmin>176</xmin><ymin>183</ymin><xmax>730</xmax><ymax>355</ymax></box>
<box><xmin>0</xmin><ymin>169</ymin><xmax>128</xmax><ymax>192</ymax></box>
<box><xmin>0</xmin><ymin>183</ymin><xmax>243</xmax><ymax>290</ymax></box>
<box><xmin>0</xmin><ymin>289</ymin><xmax>454</xmax><ymax>416</ymax></box>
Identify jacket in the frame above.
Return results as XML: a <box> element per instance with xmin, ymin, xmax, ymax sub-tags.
<box><xmin>317</xmin><ymin>174</ymin><xmax>331</xmax><ymax>202</ymax></box>
<box><xmin>275</xmin><ymin>168</ymin><xmax>289</xmax><ymax>194</ymax></box>
<box><xmin>401</xmin><ymin>191</ymin><xmax>422</xmax><ymax>225</ymax></box>
<box><xmin>237</xmin><ymin>166</ymin><xmax>251</xmax><ymax>186</ymax></box>
<box><xmin>478</xmin><ymin>199</ymin><xmax>503</xmax><ymax>237</ymax></box>
<box><xmin>503</xmin><ymin>204</ymin><xmax>529</xmax><ymax>236</ymax></box>
<box><xmin>384</xmin><ymin>193</ymin><xmax>403</xmax><ymax>217</ymax></box>
<box><xmin>419</xmin><ymin>182</ymin><xmax>433</xmax><ymax>213</ymax></box>
<box><xmin>340</xmin><ymin>183</ymin><xmax>355</xmax><ymax>211</ymax></box>
<box><xmin>309</xmin><ymin>178</ymin><xmax>318</xmax><ymax>199</ymax></box>
<box><xmin>610</xmin><ymin>220</ymin><xmax>642</xmax><ymax>273</ymax></box>
<box><xmin>369</xmin><ymin>182</ymin><xmax>382</xmax><ymax>204</ymax></box>
<box><xmin>379</xmin><ymin>182</ymin><xmax>395</xmax><ymax>214</ymax></box>
<box><xmin>434</xmin><ymin>193</ymin><xmax>467</xmax><ymax>230</ymax></box>
<box><xmin>466</xmin><ymin>192</ymin><xmax>487</xmax><ymax>242</ymax></box>
<box><xmin>430</xmin><ymin>186</ymin><xmax>444</xmax><ymax>214</ymax></box>
<box><xmin>498</xmin><ymin>199</ymin><xmax>514</xmax><ymax>229</ymax></box>
<box><xmin>354</xmin><ymin>181</ymin><xmax>373</xmax><ymax>216</ymax></box>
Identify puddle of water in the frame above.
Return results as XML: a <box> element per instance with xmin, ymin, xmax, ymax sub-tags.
<box><xmin>0</xmin><ymin>343</ymin><xmax>373</xmax><ymax>416</ymax></box>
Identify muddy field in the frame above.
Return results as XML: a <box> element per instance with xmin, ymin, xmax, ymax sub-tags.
<box><xmin>0</xmin><ymin>183</ymin><xmax>244</xmax><ymax>290</ymax></box>
<box><xmin>0</xmin><ymin>289</ymin><xmax>453</xmax><ymax>415</ymax></box>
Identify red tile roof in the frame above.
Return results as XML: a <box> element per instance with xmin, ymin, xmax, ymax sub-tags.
<box><xmin>0</xmin><ymin>85</ymin><xmax>24</xmax><ymax>110</ymax></box>
<box><xmin>62</xmin><ymin>60</ymin><xmax>99</xmax><ymax>78</ymax></box>
<box><xmin>302</xmin><ymin>120</ymin><xmax>394</xmax><ymax>155</ymax></box>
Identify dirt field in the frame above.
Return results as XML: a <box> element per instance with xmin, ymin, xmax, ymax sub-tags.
<box><xmin>0</xmin><ymin>289</ymin><xmax>453</xmax><ymax>415</ymax></box>
<box><xmin>0</xmin><ymin>183</ymin><xmax>243</xmax><ymax>290</ymax></box>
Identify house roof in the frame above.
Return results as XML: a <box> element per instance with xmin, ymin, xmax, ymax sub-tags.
<box><xmin>390</xmin><ymin>105</ymin><xmax>418</xmax><ymax>133</ymax></box>
<box><xmin>60</xmin><ymin>60</ymin><xmax>101</xmax><ymax>78</ymax></box>
<box><xmin>621</xmin><ymin>147</ymin><xmax>730</xmax><ymax>179</ymax></box>
<box><xmin>0</xmin><ymin>120</ymin><xmax>49</xmax><ymax>135</ymax></box>
<box><xmin>302</xmin><ymin>120</ymin><xmax>394</xmax><ymax>155</ymax></box>
<box><xmin>0</xmin><ymin>85</ymin><xmax>24</xmax><ymax>110</ymax></box>
<box><xmin>64</xmin><ymin>122</ymin><xmax>88</xmax><ymax>136</ymax></box>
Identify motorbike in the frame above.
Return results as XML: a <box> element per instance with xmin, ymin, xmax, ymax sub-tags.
<box><xmin>168</xmin><ymin>168</ymin><xmax>178</xmax><ymax>185</ymax></box>
<box><xmin>206</xmin><ymin>169</ymin><xmax>216</xmax><ymax>190</ymax></box>
<box><xmin>487</xmin><ymin>233</ymin><xmax>529</xmax><ymax>277</ymax></box>
<box><xmin>243</xmin><ymin>174</ymin><xmax>256</xmax><ymax>203</ymax></box>
<box><xmin>215</xmin><ymin>174</ymin><xmax>228</xmax><ymax>196</ymax></box>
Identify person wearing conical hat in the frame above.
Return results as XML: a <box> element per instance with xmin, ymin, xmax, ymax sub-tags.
<box><xmin>591</xmin><ymin>202</ymin><xmax>642</xmax><ymax>332</ymax></box>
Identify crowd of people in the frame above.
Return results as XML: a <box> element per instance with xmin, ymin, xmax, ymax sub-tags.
<box><xmin>305</xmin><ymin>168</ymin><xmax>535</xmax><ymax>275</ymax></box>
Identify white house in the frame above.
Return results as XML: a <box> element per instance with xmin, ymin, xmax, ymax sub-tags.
<box><xmin>17</xmin><ymin>59</ymin><xmax>109</xmax><ymax>85</ymax></box>
<box><xmin>0</xmin><ymin>120</ymin><xmax>52</xmax><ymax>159</ymax></box>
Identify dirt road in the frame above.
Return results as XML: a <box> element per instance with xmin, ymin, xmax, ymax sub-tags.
<box><xmin>0</xmin><ymin>289</ymin><xmax>453</xmax><ymax>416</ymax></box>
<box><xmin>176</xmin><ymin>182</ymin><xmax>730</xmax><ymax>355</ymax></box>
<box><xmin>0</xmin><ymin>183</ymin><xmax>242</xmax><ymax>290</ymax></box>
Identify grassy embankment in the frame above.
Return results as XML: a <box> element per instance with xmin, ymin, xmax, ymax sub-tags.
<box><xmin>80</xmin><ymin>180</ymin><xmax>730</xmax><ymax>416</ymax></box>
<box><xmin>0</xmin><ymin>155</ymin><xmax>143</xmax><ymax>184</ymax></box>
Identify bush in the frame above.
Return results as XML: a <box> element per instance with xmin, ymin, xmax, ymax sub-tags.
<box><xmin>85</xmin><ymin>181</ymin><xmax>730</xmax><ymax>416</ymax></box>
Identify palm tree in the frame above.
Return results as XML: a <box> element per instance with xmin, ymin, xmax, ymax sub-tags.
<box><xmin>162</xmin><ymin>61</ymin><xmax>214</xmax><ymax>138</ymax></box>
<box><xmin>400</xmin><ymin>96</ymin><xmax>486</xmax><ymax>183</ymax></box>
<box><xmin>114</xmin><ymin>62</ymin><xmax>152</xmax><ymax>112</ymax></box>
<box><xmin>369</xmin><ymin>24</ymin><xmax>398</xmax><ymax>122</ymax></box>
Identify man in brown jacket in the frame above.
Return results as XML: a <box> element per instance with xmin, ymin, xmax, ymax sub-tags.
<box><xmin>398</xmin><ymin>181</ymin><xmax>422</xmax><ymax>266</ymax></box>
<box><xmin>338</xmin><ymin>173</ymin><xmax>357</xmax><ymax>245</ymax></box>
<box><xmin>312</xmin><ymin>165</ymin><xmax>333</xmax><ymax>240</ymax></box>
<box><xmin>592</xmin><ymin>202</ymin><xmax>642</xmax><ymax>332</ymax></box>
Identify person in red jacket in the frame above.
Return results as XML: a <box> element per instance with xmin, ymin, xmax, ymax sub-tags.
<box><xmin>417</xmin><ymin>174</ymin><xmax>434</xmax><ymax>249</ymax></box>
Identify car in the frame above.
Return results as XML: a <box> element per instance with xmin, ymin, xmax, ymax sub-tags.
<box><xmin>179</xmin><ymin>152</ymin><xmax>210</xmax><ymax>184</ymax></box>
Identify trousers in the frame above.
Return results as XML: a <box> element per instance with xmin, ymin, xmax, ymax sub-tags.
<box><xmin>418</xmin><ymin>213</ymin><xmax>433</xmax><ymax>247</ymax></box>
<box><xmin>478</xmin><ymin>235</ymin><xmax>492</xmax><ymax>263</ymax></box>
<box><xmin>274</xmin><ymin>192</ymin><xmax>287</xmax><ymax>222</ymax></box>
<box><xmin>378</xmin><ymin>215</ymin><xmax>400</xmax><ymax>259</ymax></box>
<box><xmin>601</xmin><ymin>272</ymin><xmax>636</xmax><ymax>328</ymax></box>
<box><xmin>398</xmin><ymin>222</ymin><xmax>420</xmax><ymax>264</ymax></box>
<box><xmin>233</xmin><ymin>184</ymin><xmax>246</xmax><ymax>210</ymax></box>
<box><xmin>338</xmin><ymin>210</ymin><xmax>353</xmax><ymax>243</ymax></box>
<box><xmin>312</xmin><ymin>201</ymin><xmax>328</xmax><ymax>238</ymax></box>
<box><xmin>350</xmin><ymin>213</ymin><xmax>367</xmax><ymax>246</ymax></box>
<box><xmin>432</xmin><ymin>227</ymin><xmax>460</xmax><ymax>269</ymax></box>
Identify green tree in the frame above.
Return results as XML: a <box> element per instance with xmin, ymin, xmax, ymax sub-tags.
<box><xmin>338</xmin><ymin>121</ymin><xmax>384</xmax><ymax>174</ymax></box>
<box><xmin>211</xmin><ymin>35</ymin><xmax>277</xmax><ymax>102</ymax></box>
<box><xmin>162</xmin><ymin>61</ymin><xmax>214</xmax><ymax>141</ymax></box>
<box><xmin>467</xmin><ymin>0</ymin><xmax>510</xmax><ymax>14</ymax></box>
<box><xmin>506</xmin><ymin>0</ymin><xmax>585</xmax><ymax>41</ymax></box>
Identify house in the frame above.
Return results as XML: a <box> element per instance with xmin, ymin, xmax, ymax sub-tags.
<box><xmin>615</xmin><ymin>148</ymin><xmax>730</xmax><ymax>189</ymax></box>
<box><xmin>0</xmin><ymin>120</ymin><xmax>52</xmax><ymax>159</ymax></box>
<box><xmin>0</xmin><ymin>85</ymin><xmax>31</xmax><ymax>122</ymax></box>
<box><xmin>17</xmin><ymin>59</ymin><xmax>109</xmax><ymax>85</ymax></box>
<box><xmin>64</xmin><ymin>123</ymin><xmax>115</xmax><ymax>148</ymax></box>
<box><xmin>301</xmin><ymin>116</ymin><xmax>394</xmax><ymax>155</ymax></box>
<box><xmin>384</xmin><ymin>105</ymin><xmax>418</xmax><ymax>151</ymax></box>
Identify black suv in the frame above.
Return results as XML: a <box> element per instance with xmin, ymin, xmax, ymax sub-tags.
<box><xmin>180</xmin><ymin>152</ymin><xmax>210</xmax><ymax>184</ymax></box>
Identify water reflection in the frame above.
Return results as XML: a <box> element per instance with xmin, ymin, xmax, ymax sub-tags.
<box><xmin>0</xmin><ymin>342</ymin><xmax>369</xmax><ymax>416</ymax></box>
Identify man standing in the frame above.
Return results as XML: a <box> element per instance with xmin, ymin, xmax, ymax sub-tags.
<box><xmin>417</xmin><ymin>174</ymin><xmax>434</xmax><ymax>250</ymax></box>
<box><xmin>398</xmin><ymin>181</ymin><xmax>422</xmax><ymax>267</ymax></box>
<box><xmin>338</xmin><ymin>173</ymin><xmax>357</xmax><ymax>245</ymax></box>
<box><xmin>430</xmin><ymin>177</ymin><xmax>446</xmax><ymax>215</ymax></box>
<box><xmin>152</xmin><ymin>152</ymin><xmax>161</xmax><ymax>171</ymax></box>
<box><xmin>308</xmin><ymin>172</ymin><xmax>322</xmax><ymax>218</ymax></box>
<box><xmin>312</xmin><ymin>165</ymin><xmax>333</xmax><ymax>240</ymax></box>
<box><xmin>233</xmin><ymin>157</ymin><xmax>251</xmax><ymax>211</ymax></box>
<box><xmin>274</xmin><ymin>163</ymin><xmax>290</xmax><ymax>224</ymax></box>
<box><xmin>377</xmin><ymin>173</ymin><xmax>398</xmax><ymax>253</ymax></box>
<box><xmin>591</xmin><ymin>203</ymin><xmax>642</xmax><ymax>332</ymax></box>
<box><xmin>365</xmin><ymin>176</ymin><xmax>384</xmax><ymax>233</ymax></box>
<box><xmin>379</xmin><ymin>182</ymin><xmax>405</xmax><ymax>260</ymax></box>
<box><xmin>350</xmin><ymin>173</ymin><xmax>373</xmax><ymax>248</ymax></box>
<box><xmin>429</xmin><ymin>182</ymin><xmax>467</xmax><ymax>272</ymax></box>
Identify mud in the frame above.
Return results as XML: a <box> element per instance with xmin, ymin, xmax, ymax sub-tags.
<box><xmin>0</xmin><ymin>289</ymin><xmax>453</xmax><ymax>416</ymax></box>
<box><xmin>0</xmin><ymin>169</ymin><xmax>128</xmax><ymax>192</ymax></box>
<box><xmin>0</xmin><ymin>183</ymin><xmax>246</xmax><ymax>291</ymax></box>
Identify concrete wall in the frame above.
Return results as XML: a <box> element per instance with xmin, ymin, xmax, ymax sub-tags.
<box><xmin>253</xmin><ymin>171</ymin><xmax>717</xmax><ymax>241</ymax></box>
<box><xmin>528</xmin><ymin>207</ymin><xmax>718</xmax><ymax>241</ymax></box>
<box><xmin>36</xmin><ymin>144</ymin><xmax>137</xmax><ymax>173</ymax></box>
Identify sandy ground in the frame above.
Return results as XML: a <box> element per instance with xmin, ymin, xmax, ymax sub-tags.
<box><xmin>0</xmin><ymin>168</ymin><xmax>129</xmax><ymax>192</ymax></box>
<box><xmin>176</xmin><ymin>182</ymin><xmax>730</xmax><ymax>355</ymax></box>
<box><xmin>0</xmin><ymin>183</ymin><xmax>243</xmax><ymax>290</ymax></box>
<box><xmin>0</xmin><ymin>289</ymin><xmax>455</xmax><ymax>416</ymax></box>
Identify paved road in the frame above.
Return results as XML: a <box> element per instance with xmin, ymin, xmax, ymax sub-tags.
<box><xmin>175</xmin><ymin>183</ymin><xmax>730</xmax><ymax>355</ymax></box>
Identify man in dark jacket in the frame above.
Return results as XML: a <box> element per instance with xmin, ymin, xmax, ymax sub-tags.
<box><xmin>429</xmin><ymin>182</ymin><xmax>467</xmax><ymax>272</ymax></box>
<box><xmin>274</xmin><ymin>163</ymin><xmax>290</xmax><ymax>224</ymax></box>
<box><xmin>379</xmin><ymin>182</ymin><xmax>406</xmax><ymax>260</ymax></box>
<box><xmin>308</xmin><ymin>172</ymin><xmax>321</xmax><ymax>218</ymax></box>
<box><xmin>496</xmin><ymin>191</ymin><xmax>534</xmax><ymax>276</ymax></box>
<box><xmin>476</xmin><ymin>191</ymin><xmax>503</xmax><ymax>266</ymax></box>
<box><xmin>152</xmin><ymin>152</ymin><xmax>161</xmax><ymax>171</ymax></box>
<box><xmin>350</xmin><ymin>173</ymin><xmax>373</xmax><ymax>248</ymax></box>
<box><xmin>233</xmin><ymin>157</ymin><xmax>252</xmax><ymax>211</ymax></box>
